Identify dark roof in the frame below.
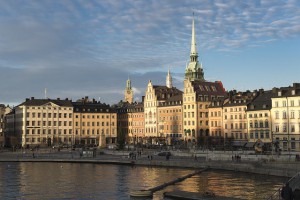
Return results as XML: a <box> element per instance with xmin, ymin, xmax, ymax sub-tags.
<box><xmin>272</xmin><ymin>83</ymin><xmax>300</xmax><ymax>98</ymax></box>
<box><xmin>72</xmin><ymin>102</ymin><xmax>115</xmax><ymax>113</ymax></box>
<box><xmin>247</xmin><ymin>90</ymin><xmax>274</xmax><ymax>111</ymax></box>
<box><xmin>115</xmin><ymin>102</ymin><xmax>144</xmax><ymax>113</ymax></box>
<box><xmin>223</xmin><ymin>90</ymin><xmax>256</xmax><ymax>107</ymax></box>
<box><xmin>152</xmin><ymin>86</ymin><xmax>183</xmax><ymax>101</ymax></box>
<box><xmin>18</xmin><ymin>98</ymin><xmax>73</xmax><ymax>107</ymax></box>
<box><xmin>191</xmin><ymin>81</ymin><xmax>227</xmax><ymax>101</ymax></box>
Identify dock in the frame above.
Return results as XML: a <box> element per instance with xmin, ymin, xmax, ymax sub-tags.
<box><xmin>130</xmin><ymin>168</ymin><xmax>208</xmax><ymax>197</ymax></box>
<box><xmin>164</xmin><ymin>190</ymin><xmax>244</xmax><ymax>200</ymax></box>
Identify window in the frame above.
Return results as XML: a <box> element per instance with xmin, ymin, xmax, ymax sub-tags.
<box><xmin>283</xmin><ymin>124</ymin><xmax>287</xmax><ymax>132</ymax></box>
<box><xmin>265</xmin><ymin>120</ymin><xmax>269</xmax><ymax>128</ymax></box>
<box><xmin>291</xmin><ymin>125</ymin><xmax>295</xmax><ymax>132</ymax></box>
<box><xmin>275</xmin><ymin>112</ymin><xmax>279</xmax><ymax>119</ymax></box>
<box><xmin>291</xmin><ymin>100</ymin><xmax>294</xmax><ymax>107</ymax></box>
<box><xmin>283</xmin><ymin>111</ymin><xmax>287</xmax><ymax>119</ymax></box>
<box><xmin>283</xmin><ymin>101</ymin><xmax>286</xmax><ymax>107</ymax></box>
<box><xmin>291</xmin><ymin>111</ymin><xmax>295</xmax><ymax>119</ymax></box>
<box><xmin>275</xmin><ymin>125</ymin><xmax>279</xmax><ymax>132</ymax></box>
<box><xmin>259</xmin><ymin>121</ymin><xmax>263</xmax><ymax>128</ymax></box>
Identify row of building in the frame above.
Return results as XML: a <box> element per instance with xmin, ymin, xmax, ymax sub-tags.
<box><xmin>1</xmin><ymin>15</ymin><xmax>299</xmax><ymax>151</ymax></box>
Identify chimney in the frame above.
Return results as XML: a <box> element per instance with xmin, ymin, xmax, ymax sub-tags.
<box><xmin>25</xmin><ymin>98</ymin><xmax>29</xmax><ymax>102</ymax></box>
<box><xmin>31</xmin><ymin>97</ymin><xmax>34</xmax><ymax>100</ymax></box>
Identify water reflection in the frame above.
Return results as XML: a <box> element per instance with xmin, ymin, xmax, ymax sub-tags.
<box><xmin>0</xmin><ymin>163</ymin><xmax>285</xmax><ymax>200</ymax></box>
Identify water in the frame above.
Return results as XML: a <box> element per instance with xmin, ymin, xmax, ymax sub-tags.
<box><xmin>0</xmin><ymin>162</ymin><xmax>286</xmax><ymax>200</ymax></box>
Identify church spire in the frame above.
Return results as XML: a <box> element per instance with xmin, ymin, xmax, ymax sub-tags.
<box><xmin>190</xmin><ymin>12</ymin><xmax>198</xmax><ymax>59</ymax></box>
<box><xmin>184</xmin><ymin>13</ymin><xmax>204</xmax><ymax>81</ymax></box>
<box><xmin>166</xmin><ymin>68</ymin><xmax>173</xmax><ymax>88</ymax></box>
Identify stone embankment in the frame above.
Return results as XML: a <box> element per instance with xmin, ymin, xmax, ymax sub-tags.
<box><xmin>0</xmin><ymin>148</ymin><xmax>299</xmax><ymax>178</ymax></box>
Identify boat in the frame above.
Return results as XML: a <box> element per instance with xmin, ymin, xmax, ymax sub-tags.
<box><xmin>129</xmin><ymin>189</ymin><xmax>153</xmax><ymax>197</ymax></box>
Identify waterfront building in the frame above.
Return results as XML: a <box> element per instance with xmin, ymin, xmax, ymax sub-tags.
<box><xmin>271</xmin><ymin>83</ymin><xmax>300</xmax><ymax>151</ymax></box>
<box><xmin>182</xmin><ymin>15</ymin><xmax>226</xmax><ymax>145</ymax></box>
<box><xmin>11</xmin><ymin>97</ymin><xmax>73</xmax><ymax>147</ymax></box>
<box><xmin>222</xmin><ymin>91</ymin><xmax>255</xmax><ymax>144</ymax></box>
<box><xmin>208</xmin><ymin>99</ymin><xmax>225</xmax><ymax>146</ymax></box>
<box><xmin>116</xmin><ymin>101</ymin><xmax>144</xmax><ymax>145</ymax></box>
<box><xmin>157</xmin><ymin>93</ymin><xmax>183</xmax><ymax>145</ymax></box>
<box><xmin>246</xmin><ymin>90</ymin><xmax>273</xmax><ymax>144</ymax></box>
<box><xmin>144</xmin><ymin>70</ymin><xmax>182</xmax><ymax>144</ymax></box>
<box><xmin>124</xmin><ymin>78</ymin><xmax>134</xmax><ymax>104</ymax></box>
<box><xmin>0</xmin><ymin>104</ymin><xmax>12</xmax><ymax>147</ymax></box>
<box><xmin>72</xmin><ymin>97</ymin><xmax>117</xmax><ymax>147</ymax></box>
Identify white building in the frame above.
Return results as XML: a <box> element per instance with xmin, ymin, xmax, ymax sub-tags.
<box><xmin>271</xmin><ymin>83</ymin><xmax>300</xmax><ymax>152</ymax></box>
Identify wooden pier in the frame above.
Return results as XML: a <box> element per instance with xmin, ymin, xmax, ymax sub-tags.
<box><xmin>129</xmin><ymin>168</ymin><xmax>208</xmax><ymax>197</ymax></box>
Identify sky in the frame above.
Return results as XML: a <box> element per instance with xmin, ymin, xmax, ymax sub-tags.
<box><xmin>1</xmin><ymin>0</ymin><xmax>300</xmax><ymax>107</ymax></box>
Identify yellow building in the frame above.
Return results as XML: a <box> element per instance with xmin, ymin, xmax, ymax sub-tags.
<box><xmin>182</xmin><ymin>15</ymin><xmax>226</xmax><ymax>146</ymax></box>
<box><xmin>183</xmin><ymin>80</ymin><xmax>226</xmax><ymax>146</ymax></box>
<box><xmin>158</xmin><ymin>94</ymin><xmax>183</xmax><ymax>145</ymax></box>
<box><xmin>208</xmin><ymin>99</ymin><xmax>224</xmax><ymax>146</ymax></box>
<box><xmin>144</xmin><ymin>69</ymin><xmax>182</xmax><ymax>144</ymax></box>
<box><xmin>223</xmin><ymin>91</ymin><xmax>255</xmax><ymax>145</ymax></box>
<box><xmin>13</xmin><ymin>97</ymin><xmax>73</xmax><ymax>147</ymax></box>
<box><xmin>247</xmin><ymin>90</ymin><xmax>272</xmax><ymax>144</ymax></box>
<box><xmin>116</xmin><ymin>102</ymin><xmax>144</xmax><ymax>145</ymax></box>
<box><xmin>73</xmin><ymin>97</ymin><xmax>117</xmax><ymax>147</ymax></box>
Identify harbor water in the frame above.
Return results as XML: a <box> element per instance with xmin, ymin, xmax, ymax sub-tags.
<box><xmin>0</xmin><ymin>162</ymin><xmax>286</xmax><ymax>200</ymax></box>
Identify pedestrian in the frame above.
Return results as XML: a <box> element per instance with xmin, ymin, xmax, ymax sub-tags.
<box><xmin>281</xmin><ymin>183</ymin><xmax>293</xmax><ymax>200</ymax></box>
<box><xmin>293</xmin><ymin>187</ymin><xmax>300</xmax><ymax>200</ymax></box>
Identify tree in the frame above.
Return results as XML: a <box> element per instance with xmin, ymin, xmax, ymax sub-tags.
<box><xmin>117</xmin><ymin>127</ymin><xmax>126</xmax><ymax>150</ymax></box>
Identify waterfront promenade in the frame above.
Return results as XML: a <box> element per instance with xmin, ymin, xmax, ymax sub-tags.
<box><xmin>0</xmin><ymin>147</ymin><xmax>299</xmax><ymax>179</ymax></box>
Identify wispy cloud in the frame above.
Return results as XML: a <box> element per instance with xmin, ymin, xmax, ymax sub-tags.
<box><xmin>0</xmin><ymin>0</ymin><xmax>300</xmax><ymax>105</ymax></box>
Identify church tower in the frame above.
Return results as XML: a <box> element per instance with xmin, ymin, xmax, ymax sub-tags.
<box><xmin>184</xmin><ymin>14</ymin><xmax>205</xmax><ymax>81</ymax></box>
<box><xmin>166</xmin><ymin>68</ymin><xmax>173</xmax><ymax>88</ymax></box>
<box><xmin>124</xmin><ymin>78</ymin><xmax>133</xmax><ymax>103</ymax></box>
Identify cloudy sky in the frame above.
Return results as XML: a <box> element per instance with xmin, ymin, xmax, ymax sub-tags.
<box><xmin>1</xmin><ymin>0</ymin><xmax>300</xmax><ymax>106</ymax></box>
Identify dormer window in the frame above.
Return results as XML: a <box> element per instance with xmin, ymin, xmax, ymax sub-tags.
<box><xmin>292</xmin><ymin>90</ymin><xmax>295</xmax><ymax>95</ymax></box>
<box><xmin>278</xmin><ymin>91</ymin><xmax>282</xmax><ymax>96</ymax></box>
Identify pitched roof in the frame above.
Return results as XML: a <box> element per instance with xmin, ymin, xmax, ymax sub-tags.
<box><xmin>192</xmin><ymin>80</ymin><xmax>226</xmax><ymax>96</ymax></box>
<box><xmin>72</xmin><ymin>102</ymin><xmax>115</xmax><ymax>113</ymax></box>
<box><xmin>152</xmin><ymin>86</ymin><xmax>183</xmax><ymax>101</ymax></box>
<box><xmin>247</xmin><ymin>90</ymin><xmax>274</xmax><ymax>111</ymax></box>
<box><xmin>18</xmin><ymin>98</ymin><xmax>73</xmax><ymax>107</ymax></box>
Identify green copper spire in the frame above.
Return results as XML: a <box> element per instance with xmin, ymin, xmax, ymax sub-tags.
<box><xmin>184</xmin><ymin>13</ymin><xmax>205</xmax><ymax>81</ymax></box>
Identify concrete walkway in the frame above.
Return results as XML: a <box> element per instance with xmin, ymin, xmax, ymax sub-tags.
<box><xmin>0</xmin><ymin>148</ymin><xmax>299</xmax><ymax>178</ymax></box>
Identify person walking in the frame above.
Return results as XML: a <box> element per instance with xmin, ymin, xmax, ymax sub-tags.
<box><xmin>281</xmin><ymin>183</ymin><xmax>293</xmax><ymax>200</ymax></box>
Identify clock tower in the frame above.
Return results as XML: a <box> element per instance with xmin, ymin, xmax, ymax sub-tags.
<box><xmin>124</xmin><ymin>78</ymin><xmax>133</xmax><ymax>103</ymax></box>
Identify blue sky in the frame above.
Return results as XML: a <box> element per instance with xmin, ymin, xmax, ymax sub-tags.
<box><xmin>1</xmin><ymin>0</ymin><xmax>300</xmax><ymax>106</ymax></box>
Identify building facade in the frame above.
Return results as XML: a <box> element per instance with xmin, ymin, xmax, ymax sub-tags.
<box><xmin>271</xmin><ymin>83</ymin><xmax>300</xmax><ymax>151</ymax></box>
<box><xmin>12</xmin><ymin>98</ymin><xmax>74</xmax><ymax>147</ymax></box>
<box><xmin>73</xmin><ymin>97</ymin><xmax>117</xmax><ymax>147</ymax></box>
<box><xmin>157</xmin><ymin>94</ymin><xmax>183</xmax><ymax>145</ymax></box>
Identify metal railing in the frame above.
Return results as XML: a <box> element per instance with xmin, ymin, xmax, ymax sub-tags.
<box><xmin>266</xmin><ymin>172</ymin><xmax>300</xmax><ymax>200</ymax></box>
